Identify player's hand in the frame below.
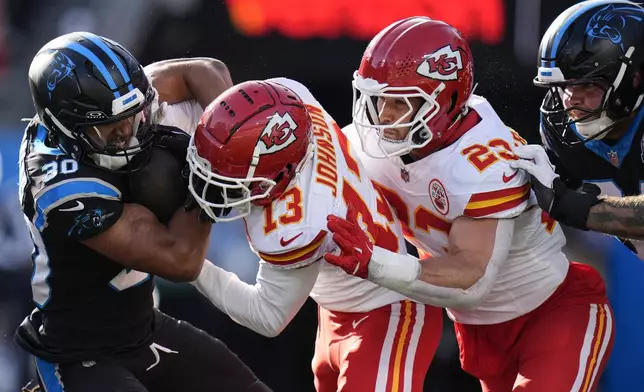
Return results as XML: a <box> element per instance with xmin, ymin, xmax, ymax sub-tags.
<box><xmin>507</xmin><ymin>144</ymin><xmax>558</xmax><ymax>209</ymax></box>
<box><xmin>184</xmin><ymin>194</ymin><xmax>215</xmax><ymax>223</ymax></box>
<box><xmin>509</xmin><ymin>144</ymin><xmax>602</xmax><ymax>230</ymax></box>
<box><xmin>184</xmin><ymin>176</ymin><xmax>232</xmax><ymax>221</ymax></box>
<box><xmin>324</xmin><ymin>207</ymin><xmax>373</xmax><ymax>279</ymax></box>
<box><xmin>156</xmin><ymin>128</ymin><xmax>190</xmax><ymax>163</ymax></box>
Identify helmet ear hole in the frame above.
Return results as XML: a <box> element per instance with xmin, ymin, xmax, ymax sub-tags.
<box><xmin>446</xmin><ymin>91</ymin><xmax>458</xmax><ymax>114</ymax></box>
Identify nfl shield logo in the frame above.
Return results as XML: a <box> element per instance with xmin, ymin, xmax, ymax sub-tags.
<box><xmin>401</xmin><ymin>168</ymin><xmax>410</xmax><ymax>182</ymax></box>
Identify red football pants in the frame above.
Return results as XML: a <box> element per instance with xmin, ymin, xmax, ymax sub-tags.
<box><xmin>454</xmin><ymin>262</ymin><xmax>614</xmax><ymax>392</ymax></box>
<box><xmin>312</xmin><ymin>300</ymin><xmax>442</xmax><ymax>392</ymax></box>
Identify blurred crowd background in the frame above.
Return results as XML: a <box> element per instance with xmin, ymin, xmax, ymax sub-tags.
<box><xmin>1</xmin><ymin>0</ymin><xmax>644</xmax><ymax>391</ymax></box>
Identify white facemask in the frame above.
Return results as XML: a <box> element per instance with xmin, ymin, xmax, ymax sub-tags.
<box><xmin>574</xmin><ymin>111</ymin><xmax>615</xmax><ymax>140</ymax></box>
<box><xmin>90</xmin><ymin>136</ymin><xmax>140</xmax><ymax>170</ymax></box>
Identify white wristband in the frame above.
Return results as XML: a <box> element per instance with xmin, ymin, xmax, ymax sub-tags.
<box><xmin>368</xmin><ymin>246</ymin><xmax>421</xmax><ymax>290</ymax></box>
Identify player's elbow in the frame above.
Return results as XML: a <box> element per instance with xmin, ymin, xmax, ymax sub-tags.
<box><xmin>158</xmin><ymin>244</ymin><xmax>204</xmax><ymax>282</ymax></box>
<box><xmin>252</xmin><ymin>302</ymin><xmax>291</xmax><ymax>338</ymax></box>
<box><xmin>201</xmin><ymin>58</ymin><xmax>232</xmax><ymax>87</ymax></box>
<box><xmin>257</xmin><ymin>325</ymin><xmax>284</xmax><ymax>338</ymax></box>
<box><xmin>171</xmin><ymin>264</ymin><xmax>202</xmax><ymax>282</ymax></box>
<box><xmin>258</xmin><ymin>319</ymin><xmax>288</xmax><ymax>338</ymax></box>
<box><xmin>203</xmin><ymin>58</ymin><xmax>228</xmax><ymax>73</ymax></box>
<box><xmin>164</xmin><ymin>255</ymin><xmax>203</xmax><ymax>282</ymax></box>
<box><xmin>457</xmin><ymin>266</ymin><xmax>487</xmax><ymax>290</ymax></box>
<box><xmin>455</xmin><ymin>289</ymin><xmax>487</xmax><ymax>309</ymax></box>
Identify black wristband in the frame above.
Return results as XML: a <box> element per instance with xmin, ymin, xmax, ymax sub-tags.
<box><xmin>549</xmin><ymin>179</ymin><xmax>602</xmax><ymax>230</ymax></box>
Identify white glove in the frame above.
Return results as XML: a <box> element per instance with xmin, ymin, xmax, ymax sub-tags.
<box><xmin>508</xmin><ymin>144</ymin><xmax>559</xmax><ymax>190</ymax></box>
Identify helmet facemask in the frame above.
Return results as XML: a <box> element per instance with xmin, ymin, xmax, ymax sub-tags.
<box><xmin>186</xmin><ymin>136</ymin><xmax>315</xmax><ymax>223</ymax></box>
<box><xmin>44</xmin><ymin>87</ymin><xmax>157</xmax><ymax>171</ymax></box>
<box><xmin>352</xmin><ymin>72</ymin><xmax>444</xmax><ymax>159</ymax></box>
<box><xmin>540</xmin><ymin>81</ymin><xmax>618</xmax><ymax>145</ymax></box>
<box><xmin>187</xmin><ymin>137</ymin><xmax>276</xmax><ymax>223</ymax></box>
<box><xmin>537</xmin><ymin>46</ymin><xmax>644</xmax><ymax>146</ymax></box>
<box><xmin>81</xmin><ymin>105</ymin><xmax>155</xmax><ymax>170</ymax></box>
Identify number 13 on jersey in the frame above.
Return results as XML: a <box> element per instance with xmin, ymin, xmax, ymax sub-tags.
<box><xmin>262</xmin><ymin>182</ymin><xmax>401</xmax><ymax>253</ymax></box>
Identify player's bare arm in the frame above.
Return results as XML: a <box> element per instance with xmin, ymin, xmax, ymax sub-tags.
<box><xmin>510</xmin><ymin>144</ymin><xmax>644</xmax><ymax>239</ymax></box>
<box><xmin>83</xmin><ymin>203</ymin><xmax>211</xmax><ymax>282</ymax></box>
<box><xmin>325</xmin><ymin>212</ymin><xmax>513</xmax><ymax>308</ymax></box>
<box><xmin>417</xmin><ymin>217</ymin><xmax>500</xmax><ymax>289</ymax></box>
<box><xmin>585</xmin><ymin>196</ymin><xmax>644</xmax><ymax>240</ymax></box>
<box><xmin>144</xmin><ymin>57</ymin><xmax>233</xmax><ymax>108</ymax></box>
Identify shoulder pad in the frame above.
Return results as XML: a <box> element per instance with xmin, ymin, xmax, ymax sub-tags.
<box><xmin>445</xmin><ymin>125</ymin><xmax>532</xmax><ymax>219</ymax></box>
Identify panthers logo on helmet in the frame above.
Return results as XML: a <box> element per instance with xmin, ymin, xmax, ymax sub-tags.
<box><xmin>259</xmin><ymin>112</ymin><xmax>299</xmax><ymax>154</ymax></box>
<box><xmin>46</xmin><ymin>51</ymin><xmax>76</xmax><ymax>98</ymax></box>
<box><xmin>416</xmin><ymin>45</ymin><xmax>464</xmax><ymax>81</ymax></box>
<box><xmin>585</xmin><ymin>4</ymin><xmax>644</xmax><ymax>51</ymax></box>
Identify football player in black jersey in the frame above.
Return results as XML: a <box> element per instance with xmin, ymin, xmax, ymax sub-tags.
<box><xmin>15</xmin><ymin>32</ymin><xmax>271</xmax><ymax>392</ymax></box>
<box><xmin>510</xmin><ymin>1</ymin><xmax>644</xmax><ymax>246</ymax></box>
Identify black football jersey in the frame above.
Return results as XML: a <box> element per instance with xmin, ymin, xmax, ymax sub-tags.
<box><xmin>18</xmin><ymin>119</ymin><xmax>154</xmax><ymax>352</ymax></box>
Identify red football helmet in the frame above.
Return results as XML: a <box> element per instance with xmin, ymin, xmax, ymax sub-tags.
<box><xmin>352</xmin><ymin>16</ymin><xmax>475</xmax><ymax>159</ymax></box>
<box><xmin>187</xmin><ymin>80</ymin><xmax>314</xmax><ymax>222</ymax></box>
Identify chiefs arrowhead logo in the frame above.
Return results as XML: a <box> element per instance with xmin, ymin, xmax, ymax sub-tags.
<box><xmin>428</xmin><ymin>179</ymin><xmax>450</xmax><ymax>215</ymax></box>
<box><xmin>416</xmin><ymin>45</ymin><xmax>464</xmax><ymax>81</ymax></box>
<box><xmin>259</xmin><ymin>112</ymin><xmax>298</xmax><ymax>154</ymax></box>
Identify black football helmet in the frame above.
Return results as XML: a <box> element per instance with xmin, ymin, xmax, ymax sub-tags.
<box><xmin>536</xmin><ymin>0</ymin><xmax>644</xmax><ymax>146</ymax></box>
<box><xmin>28</xmin><ymin>32</ymin><xmax>156</xmax><ymax>170</ymax></box>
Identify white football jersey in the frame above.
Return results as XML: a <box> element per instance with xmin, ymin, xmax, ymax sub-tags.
<box><xmin>344</xmin><ymin>95</ymin><xmax>570</xmax><ymax>324</ymax></box>
<box><xmin>242</xmin><ymin>77</ymin><xmax>408</xmax><ymax>313</ymax></box>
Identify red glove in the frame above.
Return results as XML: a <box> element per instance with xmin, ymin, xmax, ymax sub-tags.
<box><xmin>324</xmin><ymin>207</ymin><xmax>373</xmax><ymax>279</ymax></box>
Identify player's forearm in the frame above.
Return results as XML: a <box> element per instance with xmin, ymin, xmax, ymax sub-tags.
<box><xmin>367</xmin><ymin>248</ymin><xmax>490</xmax><ymax>308</ymax></box>
<box><xmin>165</xmin><ymin>208</ymin><xmax>212</xmax><ymax>279</ymax></box>
<box><xmin>417</xmin><ymin>254</ymin><xmax>485</xmax><ymax>289</ymax></box>
<box><xmin>586</xmin><ymin>196</ymin><xmax>644</xmax><ymax>240</ymax></box>
<box><xmin>146</xmin><ymin>58</ymin><xmax>232</xmax><ymax>108</ymax></box>
<box><xmin>193</xmin><ymin>261</ymin><xmax>317</xmax><ymax>337</ymax></box>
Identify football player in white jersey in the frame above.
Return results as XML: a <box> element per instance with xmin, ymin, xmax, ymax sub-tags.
<box><xmin>325</xmin><ymin>17</ymin><xmax>614</xmax><ymax>392</ymax></box>
<box><xmin>189</xmin><ymin>78</ymin><xmax>443</xmax><ymax>391</ymax></box>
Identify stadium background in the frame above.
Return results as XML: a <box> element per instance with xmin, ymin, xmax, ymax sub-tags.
<box><xmin>0</xmin><ymin>0</ymin><xmax>643</xmax><ymax>390</ymax></box>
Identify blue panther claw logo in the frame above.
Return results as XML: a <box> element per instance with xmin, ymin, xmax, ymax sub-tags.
<box><xmin>585</xmin><ymin>4</ymin><xmax>644</xmax><ymax>51</ymax></box>
<box><xmin>46</xmin><ymin>51</ymin><xmax>75</xmax><ymax>98</ymax></box>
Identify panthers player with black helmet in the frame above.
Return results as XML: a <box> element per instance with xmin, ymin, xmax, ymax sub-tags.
<box><xmin>16</xmin><ymin>32</ymin><xmax>270</xmax><ymax>391</ymax></box>
<box><xmin>511</xmin><ymin>0</ymin><xmax>644</xmax><ymax>251</ymax></box>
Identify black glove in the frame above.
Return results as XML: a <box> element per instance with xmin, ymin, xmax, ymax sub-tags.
<box><xmin>184</xmin><ymin>176</ymin><xmax>232</xmax><ymax>221</ymax></box>
<box><xmin>531</xmin><ymin>176</ymin><xmax>603</xmax><ymax>230</ymax></box>
<box><xmin>155</xmin><ymin>126</ymin><xmax>191</xmax><ymax>164</ymax></box>
<box><xmin>509</xmin><ymin>144</ymin><xmax>603</xmax><ymax>230</ymax></box>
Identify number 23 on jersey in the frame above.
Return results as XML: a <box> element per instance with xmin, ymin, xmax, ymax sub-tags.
<box><xmin>461</xmin><ymin>128</ymin><xmax>526</xmax><ymax>173</ymax></box>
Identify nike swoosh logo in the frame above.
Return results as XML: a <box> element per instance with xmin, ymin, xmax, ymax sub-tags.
<box><xmin>280</xmin><ymin>232</ymin><xmax>304</xmax><ymax>247</ymax></box>
<box><xmin>59</xmin><ymin>200</ymin><xmax>85</xmax><ymax>212</ymax></box>
<box><xmin>502</xmin><ymin>171</ymin><xmax>518</xmax><ymax>183</ymax></box>
<box><xmin>352</xmin><ymin>315</ymin><xmax>369</xmax><ymax>329</ymax></box>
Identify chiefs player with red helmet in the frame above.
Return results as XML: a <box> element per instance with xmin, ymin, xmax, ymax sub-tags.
<box><xmin>189</xmin><ymin>78</ymin><xmax>443</xmax><ymax>391</ymax></box>
<box><xmin>327</xmin><ymin>17</ymin><xmax>614</xmax><ymax>391</ymax></box>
